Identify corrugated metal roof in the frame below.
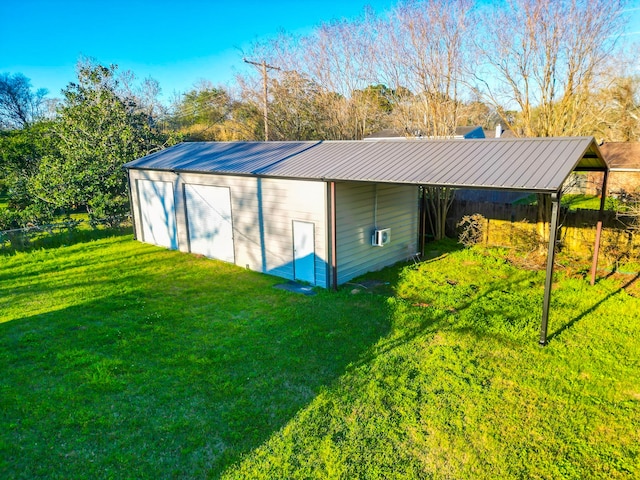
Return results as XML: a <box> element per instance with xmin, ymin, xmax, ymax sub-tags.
<box><xmin>125</xmin><ymin>141</ymin><xmax>320</xmax><ymax>174</ymax></box>
<box><xmin>125</xmin><ymin>137</ymin><xmax>606</xmax><ymax>193</ymax></box>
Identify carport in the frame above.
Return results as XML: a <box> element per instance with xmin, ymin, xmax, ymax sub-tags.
<box><xmin>253</xmin><ymin>136</ymin><xmax>609</xmax><ymax>345</ymax></box>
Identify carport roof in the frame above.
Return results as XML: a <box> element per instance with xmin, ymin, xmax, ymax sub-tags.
<box><xmin>125</xmin><ymin>137</ymin><xmax>606</xmax><ymax>193</ymax></box>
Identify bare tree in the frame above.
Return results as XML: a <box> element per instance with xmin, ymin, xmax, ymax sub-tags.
<box><xmin>307</xmin><ymin>14</ymin><xmax>383</xmax><ymax>140</ymax></box>
<box><xmin>473</xmin><ymin>0</ymin><xmax>629</xmax><ymax>234</ymax></box>
<box><xmin>267</xmin><ymin>71</ymin><xmax>324</xmax><ymax>140</ymax></box>
<box><xmin>379</xmin><ymin>0</ymin><xmax>475</xmax><ymax>240</ymax></box>
<box><xmin>138</xmin><ymin>77</ymin><xmax>166</xmax><ymax>120</ymax></box>
<box><xmin>474</xmin><ymin>0</ymin><xmax>629</xmax><ymax>137</ymax></box>
<box><xmin>300</xmin><ymin>11</ymin><xmax>380</xmax><ymax>99</ymax></box>
<box><xmin>241</xmin><ymin>8</ymin><xmax>381</xmax><ymax>140</ymax></box>
<box><xmin>589</xmin><ymin>75</ymin><xmax>640</xmax><ymax>142</ymax></box>
<box><xmin>380</xmin><ymin>0</ymin><xmax>475</xmax><ymax>138</ymax></box>
<box><xmin>351</xmin><ymin>84</ymin><xmax>395</xmax><ymax>139</ymax></box>
<box><xmin>0</xmin><ymin>73</ymin><xmax>48</xmax><ymax>129</ymax></box>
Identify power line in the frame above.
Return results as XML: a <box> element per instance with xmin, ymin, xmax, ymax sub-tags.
<box><xmin>243</xmin><ymin>58</ymin><xmax>281</xmax><ymax>141</ymax></box>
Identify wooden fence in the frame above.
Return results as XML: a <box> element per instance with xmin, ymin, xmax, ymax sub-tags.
<box><xmin>447</xmin><ymin>200</ymin><xmax>640</xmax><ymax>262</ymax></box>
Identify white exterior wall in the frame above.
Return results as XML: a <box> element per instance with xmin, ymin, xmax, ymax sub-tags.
<box><xmin>335</xmin><ymin>182</ymin><xmax>419</xmax><ymax>284</ymax></box>
<box><xmin>128</xmin><ymin>169</ymin><xmax>329</xmax><ymax>287</ymax></box>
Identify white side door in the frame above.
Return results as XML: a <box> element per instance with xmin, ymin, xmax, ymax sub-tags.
<box><xmin>293</xmin><ymin>220</ymin><xmax>315</xmax><ymax>284</ymax></box>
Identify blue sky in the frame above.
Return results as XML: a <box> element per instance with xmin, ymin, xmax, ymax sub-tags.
<box><xmin>2</xmin><ymin>0</ymin><xmax>397</xmax><ymax>100</ymax></box>
<box><xmin>3</xmin><ymin>1</ymin><xmax>640</xmax><ymax>102</ymax></box>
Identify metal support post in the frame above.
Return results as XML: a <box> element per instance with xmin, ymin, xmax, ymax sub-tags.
<box><xmin>540</xmin><ymin>192</ymin><xmax>561</xmax><ymax>346</ymax></box>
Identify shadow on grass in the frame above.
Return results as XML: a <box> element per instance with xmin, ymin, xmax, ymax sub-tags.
<box><xmin>374</xmin><ymin>277</ymin><xmax>539</xmax><ymax>361</ymax></box>
<box><xmin>547</xmin><ymin>272</ymin><xmax>640</xmax><ymax>342</ymax></box>
<box><xmin>0</xmin><ymin>235</ymin><xmax>162</xmax><ymax>293</ymax></box>
<box><xmin>0</xmin><ymin>225</ymin><xmax>133</xmax><ymax>255</ymax></box>
<box><xmin>352</xmin><ymin>244</ymin><xmax>549</xmax><ymax>358</ymax></box>
<box><xmin>359</xmin><ymin>240</ymin><xmax>640</xmax><ymax>351</ymax></box>
<box><xmin>0</xmin><ymin>276</ymin><xmax>391</xmax><ymax>477</ymax></box>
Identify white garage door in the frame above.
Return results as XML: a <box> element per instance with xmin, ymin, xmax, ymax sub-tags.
<box><xmin>185</xmin><ymin>184</ymin><xmax>235</xmax><ymax>263</ymax></box>
<box><xmin>137</xmin><ymin>179</ymin><xmax>178</xmax><ymax>249</ymax></box>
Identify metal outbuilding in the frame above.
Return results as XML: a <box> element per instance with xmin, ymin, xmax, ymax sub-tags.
<box><xmin>125</xmin><ymin>136</ymin><xmax>608</xmax><ymax>345</ymax></box>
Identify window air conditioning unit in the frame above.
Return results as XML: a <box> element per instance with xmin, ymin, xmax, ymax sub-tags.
<box><xmin>372</xmin><ymin>228</ymin><xmax>391</xmax><ymax>247</ymax></box>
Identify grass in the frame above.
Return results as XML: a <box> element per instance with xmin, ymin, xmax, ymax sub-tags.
<box><xmin>561</xmin><ymin>194</ymin><xmax>620</xmax><ymax>211</ymax></box>
<box><xmin>1</xmin><ymin>234</ymin><xmax>639</xmax><ymax>478</ymax></box>
<box><xmin>515</xmin><ymin>193</ymin><xmax>620</xmax><ymax>211</ymax></box>
<box><xmin>0</xmin><ymin>223</ymin><xmax>129</xmax><ymax>253</ymax></box>
<box><xmin>0</xmin><ymin>233</ymin><xmax>390</xmax><ymax>478</ymax></box>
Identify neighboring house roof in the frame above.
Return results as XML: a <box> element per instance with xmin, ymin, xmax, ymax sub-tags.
<box><xmin>364</xmin><ymin>126</ymin><xmax>486</xmax><ymax>140</ymax></box>
<box><xmin>599</xmin><ymin>142</ymin><xmax>640</xmax><ymax>171</ymax></box>
<box><xmin>485</xmin><ymin>125</ymin><xmax>516</xmax><ymax>139</ymax></box>
<box><xmin>454</xmin><ymin>126</ymin><xmax>485</xmax><ymax>139</ymax></box>
<box><xmin>125</xmin><ymin>137</ymin><xmax>606</xmax><ymax>194</ymax></box>
<box><xmin>363</xmin><ymin>128</ymin><xmax>405</xmax><ymax>139</ymax></box>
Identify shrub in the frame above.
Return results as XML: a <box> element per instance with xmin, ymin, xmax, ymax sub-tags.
<box><xmin>456</xmin><ymin>214</ymin><xmax>485</xmax><ymax>247</ymax></box>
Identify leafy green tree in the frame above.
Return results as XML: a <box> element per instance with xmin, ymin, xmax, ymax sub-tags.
<box><xmin>32</xmin><ymin>62</ymin><xmax>175</xmax><ymax>224</ymax></box>
<box><xmin>0</xmin><ymin>121</ymin><xmax>58</xmax><ymax>227</ymax></box>
<box><xmin>268</xmin><ymin>71</ymin><xmax>327</xmax><ymax>140</ymax></box>
<box><xmin>351</xmin><ymin>84</ymin><xmax>395</xmax><ymax>139</ymax></box>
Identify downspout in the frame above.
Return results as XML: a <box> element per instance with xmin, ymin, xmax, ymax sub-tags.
<box><xmin>539</xmin><ymin>191</ymin><xmax>561</xmax><ymax>346</ymax></box>
<box><xmin>257</xmin><ymin>178</ymin><xmax>267</xmax><ymax>274</ymax></box>
<box><xmin>373</xmin><ymin>184</ymin><xmax>378</xmax><ymax>229</ymax></box>
<box><xmin>330</xmin><ymin>181</ymin><xmax>338</xmax><ymax>291</ymax></box>
<box><xmin>590</xmin><ymin>169</ymin><xmax>610</xmax><ymax>286</ymax></box>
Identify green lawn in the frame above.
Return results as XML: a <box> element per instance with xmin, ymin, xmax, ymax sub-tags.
<box><xmin>1</xmin><ymin>234</ymin><xmax>639</xmax><ymax>478</ymax></box>
<box><xmin>515</xmin><ymin>193</ymin><xmax>621</xmax><ymax>211</ymax></box>
<box><xmin>561</xmin><ymin>194</ymin><xmax>621</xmax><ymax>211</ymax></box>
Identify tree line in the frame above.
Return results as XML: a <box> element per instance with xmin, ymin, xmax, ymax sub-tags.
<box><xmin>1</xmin><ymin>0</ymin><xmax>638</xmax><ymax>231</ymax></box>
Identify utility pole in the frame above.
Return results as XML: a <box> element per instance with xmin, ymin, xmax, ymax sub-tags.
<box><xmin>243</xmin><ymin>58</ymin><xmax>281</xmax><ymax>141</ymax></box>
